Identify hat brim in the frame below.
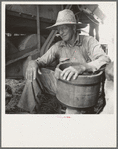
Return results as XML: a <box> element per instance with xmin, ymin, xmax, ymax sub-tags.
<box><xmin>46</xmin><ymin>22</ymin><xmax>77</xmax><ymax>30</ymax></box>
<box><xmin>46</xmin><ymin>22</ymin><xmax>88</xmax><ymax>30</ymax></box>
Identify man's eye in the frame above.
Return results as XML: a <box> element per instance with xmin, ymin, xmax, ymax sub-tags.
<box><xmin>63</xmin><ymin>27</ymin><xmax>66</xmax><ymax>30</ymax></box>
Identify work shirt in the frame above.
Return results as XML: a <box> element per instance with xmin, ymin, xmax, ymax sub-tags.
<box><xmin>35</xmin><ymin>33</ymin><xmax>110</xmax><ymax>70</ymax></box>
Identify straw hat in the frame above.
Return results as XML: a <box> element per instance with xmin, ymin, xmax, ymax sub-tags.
<box><xmin>47</xmin><ymin>9</ymin><xmax>78</xmax><ymax>30</ymax></box>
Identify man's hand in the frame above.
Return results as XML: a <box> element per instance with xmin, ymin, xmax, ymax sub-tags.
<box><xmin>105</xmin><ymin>62</ymin><xmax>114</xmax><ymax>81</ymax></box>
<box><xmin>25</xmin><ymin>60</ymin><xmax>41</xmax><ymax>81</ymax></box>
<box><xmin>61</xmin><ymin>65</ymin><xmax>86</xmax><ymax>81</ymax></box>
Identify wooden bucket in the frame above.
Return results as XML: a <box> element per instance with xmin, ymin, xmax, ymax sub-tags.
<box><xmin>55</xmin><ymin>62</ymin><xmax>103</xmax><ymax>108</ymax></box>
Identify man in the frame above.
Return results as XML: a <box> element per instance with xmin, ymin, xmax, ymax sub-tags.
<box><xmin>18</xmin><ymin>9</ymin><xmax>110</xmax><ymax>114</ymax></box>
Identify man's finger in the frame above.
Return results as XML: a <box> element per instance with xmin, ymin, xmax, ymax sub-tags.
<box><xmin>61</xmin><ymin>67</ymin><xmax>70</xmax><ymax>77</ymax></box>
<box><xmin>27</xmin><ymin>69</ymin><xmax>29</xmax><ymax>80</ymax></box>
<box><xmin>33</xmin><ymin>68</ymin><xmax>36</xmax><ymax>80</ymax></box>
<box><xmin>73</xmin><ymin>72</ymin><xmax>79</xmax><ymax>80</ymax></box>
<box><xmin>67</xmin><ymin>71</ymin><xmax>74</xmax><ymax>81</ymax></box>
<box><xmin>63</xmin><ymin>70</ymin><xmax>71</xmax><ymax>80</ymax></box>
<box><xmin>25</xmin><ymin>70</ymin><xmax>27</xmax><ymax>79</ymax></box>
<box><xmin>28</xmin><ymin>69</ymin><xmax>33</xmax><ymax>81</ymax></box>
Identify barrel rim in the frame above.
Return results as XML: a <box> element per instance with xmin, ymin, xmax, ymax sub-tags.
<box><xmin>57</xmin><ymin>62</ymin><xmax>103</xmax><ymax>78</ymax></box>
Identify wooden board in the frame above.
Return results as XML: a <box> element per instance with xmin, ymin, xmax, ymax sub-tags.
<box><xmin>6</xmin><ymin>46</ymin><xmax>38</xmax><ymax>66</ymax></box>
<box><xmin>6</xmin><ymin>10</ymin><xmax>55</xmax><ymax>34</ymax></box>
<box><xmin>6</xmin><ymin>5</ymin><xmax>61</xmax><ymax>20</ymax></box>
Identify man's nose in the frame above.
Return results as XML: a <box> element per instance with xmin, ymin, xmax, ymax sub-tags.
<box><xmin>59</xmin><ymin>30</ymin><xmax>64</xmax><ymax>36</ymax></box>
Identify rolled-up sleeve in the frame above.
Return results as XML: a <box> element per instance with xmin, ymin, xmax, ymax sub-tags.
<box><xmin>87</xmin><ymin>37</ymin><xmax>111</xmax><ymax>70</ymax></box>
<box><xmin>35</xmin><ymin>43</ymin><xmax>59</xmax><ymax>67</ymax></box>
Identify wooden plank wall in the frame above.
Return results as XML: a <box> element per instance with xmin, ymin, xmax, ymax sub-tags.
<box><xmin>6</xmin><ymin>5</ymin><xmax>61</xmax><ymax>20</ymax></box>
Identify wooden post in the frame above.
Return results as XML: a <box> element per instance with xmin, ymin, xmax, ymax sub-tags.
<box><xmin>37</xmin><ymin>5</ymin><xmax>40</xmax><ymax>51</ymax></box>
<box><xmin>44</xmin><ymin>31</ymin><xmax>57</xmax><ymax>54</ymax></box>
<box><xmin>61</xmin><ymin>5</ymin><xmax>64</xmax><ymax>10</ymax></box>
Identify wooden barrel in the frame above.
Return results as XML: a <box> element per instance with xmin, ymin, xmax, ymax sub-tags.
<box><xmin>55</xmin><ymin>62</ymin><xmax>103</xmax><ymax>108</ymax></box>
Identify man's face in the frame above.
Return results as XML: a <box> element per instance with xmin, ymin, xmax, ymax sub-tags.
<box><xmin>57</xmin><ymin>24</ymin><xmax>75</xmax><ymax>42</ymax></box>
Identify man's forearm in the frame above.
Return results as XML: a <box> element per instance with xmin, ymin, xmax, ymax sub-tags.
<box><xmin>87</xmin><ymin>55</ymin><xmax>111</xmax><ymax>71</ymax></box>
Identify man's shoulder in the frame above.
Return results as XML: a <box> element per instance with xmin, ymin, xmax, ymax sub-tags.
<box><xmin>80</xmin><ymin>35</ymin><xmax>93</xmax><ymax>40</ymax></box>
<box><xmin>80</xmin><ymin>35</ymin><xmax>95</xmax><ymax>44</ymax></box>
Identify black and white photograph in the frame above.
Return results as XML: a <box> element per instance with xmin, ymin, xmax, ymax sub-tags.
<box><xmin>1</xmin><ymin>1</ymin><xmax>117</xmax><ymax>148</ymax></box>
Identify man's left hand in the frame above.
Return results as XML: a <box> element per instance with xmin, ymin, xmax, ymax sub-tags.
<box><xmin>61</xmin><ymin>65</ymin><xmax>86</xmax><ymax>81</ymax></box>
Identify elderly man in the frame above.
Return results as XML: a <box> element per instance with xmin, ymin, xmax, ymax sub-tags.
<box><xmin>18</xmin><ymin>9</ymin><xmax>110</xmax><ymax>114</ymax></box>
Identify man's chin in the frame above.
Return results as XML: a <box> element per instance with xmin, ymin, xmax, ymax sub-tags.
<box><xmin>62</xmin><ymin>38</ymin><xmax>68</xmax><ymax>42</ymax></box>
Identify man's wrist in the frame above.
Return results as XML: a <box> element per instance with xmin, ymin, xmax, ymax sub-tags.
<box><xmin>73</xmin><ymin>65</ymin><xmax>86</xmax><ymax>73</ymax></box>
<box><xmin>83</xmin><ymin>63</ymin><xmax>97</xmax><ymax>73</ymax></box>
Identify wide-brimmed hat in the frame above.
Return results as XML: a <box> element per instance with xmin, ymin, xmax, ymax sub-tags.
<box><xmin>47</xmin><ymin>9</ymin><xmax>78</xmax><ymax>30</ymax></box>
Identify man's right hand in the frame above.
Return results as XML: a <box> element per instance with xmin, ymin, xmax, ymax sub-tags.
<box><xmin>25</xmin><ymin>60</ymin><xmax>41</xmax><ymax>81</ymax></box>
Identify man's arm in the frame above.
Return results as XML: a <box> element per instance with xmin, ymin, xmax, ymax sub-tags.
<box><xmin>60</xmin><ymin>36</ymin><xmax>111</xmax><ymax>81</ymax></box>
<box><xmin>86</xmin><ymin>37</ymin><xmax>111</xmax><ymax>71</ymax></box>
<box><xmin>26</xmin><ymin>43</ymin><xmax>59</xmax><ymax>81</ymax></box>
<box><xmin>35</xmin><ymin>43</ymin><xmax>58</xmax><ymax>68</ymax></box>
